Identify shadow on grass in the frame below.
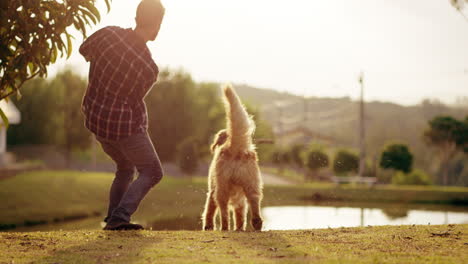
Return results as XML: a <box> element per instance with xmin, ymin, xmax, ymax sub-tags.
<box><xmin>38</xmin><ymin>231</ymin><xmax>162</xmax><ymax>264</ymax></box>
<box><xmin>149</xmin><ymin>215</ymin><xmax>201</xmax><ymax>230</ymax></box>
<box><xmin>217</xmin><ymin>230</ymin><xmax>310</xmax><ymax>263</ymax></box>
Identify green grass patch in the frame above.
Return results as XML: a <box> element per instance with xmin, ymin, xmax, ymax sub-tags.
<box><xmin>0</xmin><ymin>224</ymin><xmax>466</xmax><ymax>263</ymax></box>
<box><xmin>1</xmin><ymin>170</ymin><xmax>467</xmax><ymax>231</ymax></box>
<box><xmin>262</xmin><ymin>167</ymin><xmax>304</xmax><ymax>183</ymax></box>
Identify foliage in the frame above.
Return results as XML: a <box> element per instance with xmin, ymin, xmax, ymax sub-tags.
<box><xmin>424</xmin><ymin>116</ymin><xmax>467</xmax><ymax>151</ymax></box>
<box><xmin>272</xmin><ymin>150</ymin><xmax>290</xmax><ymax>165</ymax></box>
<box><xmin>146</xmin><ymin>69</ymin><xmax>275</xmax><ymax>162</ymax></box>
<box><xmin>424</xmin><ymin>116</ymin><xmax>468</xmax><ymax>185</ymax></box>
<box><xmin>7</xmin><ymin>68</ymin><xmax>275</xmax><ymax>168</ymax></box>
<box><xmin>7</xmin><ymin>78</ymin><xmax>60</xmax><ymax>145</ymax></box>
<box><xmin>287</xmin><ymin>144</ymin><xmax>305</xmax><ymax>168</ymax></box>
<box><xmin>380</xmin><ymin>143</ymin><xmax>413</xmax><ymax>173</ymax></box>
<box><xmin>177</xmin><ymin>137</ymin><xmax>199</xmax><ymax>176</ymax></box>
<box><xmin>0</xmin><ymin>0</ymin><xmax>110</xmax><ymax>101</ymax></box>
<box><xmin>190</xmin><ymin>82</ymin><xmax>225</xmax><ymax>157</ymax></box>
<box><xmin>306</xmin><ymin>149</ymin><xmax>329</xmax><ymax>171</ymax></box>
<box><xmin>146</xmin><ymin>69</ymin><xmax>208</xmax><ymax>161</ymax></box>
<box><xmin>243</xmin><ymin>102</ymin><xmax>276</xmax><ymax>163</ymax></box>
<box><xmin>237</xmin><ymin>85</ymin><xmax>468</xmax><ymax>186</ymax></box>
<box><xmin>271</xmin><ymin>149</ymin><xmax>291</xmax><ymax>175</ymax></box>
<box><xmin>439</xmin><ymin>152</ymin><xmax>468</xmax><ymax>187</ymax></box>
<box><xmin>7</xmin><ymin>70</ymin><xmax>91</xmax><ymax>154</ymax></box>
<box><xmin>333</xmin><ymin>149</ymin><xmax>359</xmax><ymax>176</ymax></box>
<box><xmin>392</xmin><ymin>169</ymin><xmax>432</xmax><ymax>186</ymax></box>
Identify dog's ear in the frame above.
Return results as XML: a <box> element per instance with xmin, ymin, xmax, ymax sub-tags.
<box><xmin>211</xmin><ymin>130</ymin><xmax>228</xmax><ymax>153</ymax></box>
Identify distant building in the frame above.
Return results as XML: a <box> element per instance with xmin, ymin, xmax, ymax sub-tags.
<box><xmin>0</xmin><ymin>100</ymin><xmax>21</xmax><ymax>166</ymax></box>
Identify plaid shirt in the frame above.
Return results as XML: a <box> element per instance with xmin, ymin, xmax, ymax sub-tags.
<box><xmin>79</xmin><ymin>26</ymin><xmax>159</xmax><ymax>140</ymax></box>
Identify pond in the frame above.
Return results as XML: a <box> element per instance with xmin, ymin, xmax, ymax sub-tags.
<box><xmin>262</xmin><ymin>206</ymin><xmax>468</xmax><ymax>230</ymax></box>
<box><xmin>11</xmin><ymin>203</ymin><xmax>468</xmax><ymax>232</ymax></box>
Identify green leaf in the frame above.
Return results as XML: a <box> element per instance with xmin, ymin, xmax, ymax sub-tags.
<box><xmin>16</xmin><ymin>89</ymin><xmax>22</xmax><ymax>100</ymax></box>
<box><xmin>80</xmin><ymin>8</ymin><xmax>97</xmax><ymax>25</ymax></box>
<box><xmin>83</xmin><ymin>1</ymin><xmax>101</xmax><ymax>22</ymax></box>
<box><xmin>81</xmin><ymin>13</ymin><xmax>92</xmax><ymax>27</ymax></box>
<box><xmin>77</xmin><ymin>17</ymin><xmax>87</xmax><ymax>38</ymax></box>
<box><xmin>105</xmin><ymin>0</ymin><xmax>111</xmax><ymax>12</ymax></box>
<box><xmin>66</xmin><ymin>33</ymin><xmax>73</xmax><ymax>58</ymax></box>
<box><xmin>0</xmin><ymin>105</ymin><xmax>9</xmax><ymax>129</ymax></box>
<box><xmin>50</xmin><ymin>45</ymin><xmax>58</xmax><ymax>63</ymax></box>
<box><xmin>27</xmin><ymin>62</ymin><xmax>35</xmax><ymax>74</ymax></box>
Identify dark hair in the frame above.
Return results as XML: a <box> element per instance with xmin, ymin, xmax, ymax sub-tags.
<box><xmin>136</xmin><ymin>0</ymin><xmax>165</xmax><ymax>28</ymax></box>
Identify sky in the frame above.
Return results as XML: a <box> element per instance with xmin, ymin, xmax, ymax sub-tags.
<box><xmin>51</xmin><ymin>0</ymin><xmax>468</xmax><ymax>106</ymax></box>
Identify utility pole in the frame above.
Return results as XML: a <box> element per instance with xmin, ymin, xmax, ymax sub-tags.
<box><xmin>358</xmin><ymin>72</ymin><xmax>366</xmax><ymax>178</ymax></box>
<box><xmin>303</xmin><ymin>96</ymin><xmax>308</xmax><ymax>126</ymax></box>
<box><xmin>276</xmin><ymin>102</ymin><xmax>284</xmax><ymax>146</ymax></box>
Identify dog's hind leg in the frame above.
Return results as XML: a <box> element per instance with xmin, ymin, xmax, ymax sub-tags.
<box><xmin>233</xmin><ymin>198</ymin><xmax>247</xmax><ymax>231</ymax></box>
<box><xmin>202</xmin><ymin>190</ymin><xmax>217</xmax><ymax>230</ymax></box>
<box><xmin>243</xmin><ymin>187</ymin><xmax>263</xmax><ymax>231</ymax></box>
<box><xmin>215</xmin><ymin>188</ymin><xmax>230</xmax><ymax>231</ymax></box>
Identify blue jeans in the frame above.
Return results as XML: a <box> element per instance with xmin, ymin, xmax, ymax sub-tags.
<box><xmin>96</xmin><ymin>132</ymin><xmax>163</xmax><ymax>224</ymax></box>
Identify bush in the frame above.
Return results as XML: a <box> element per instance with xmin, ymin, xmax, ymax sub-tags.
<box><xmin>272</xmin><ymin>150</ymin><xmax>290</xmax><ymax>166</ymax></box>
<box><xmin>177</xmin><ymin>138</ymin><xmax>199</xmax><ymax>176</ymax></box>
<box><xmin>289</xmin><ymin>144</ymin><xmax>305</xmax><ymax>168</ymax></box>
<box><xmin>392</xmin><ymin>169</ymin><xmax>432</xmax><ymax>186</ymax></box>
<box><xmin>306</xmin><ymin>150</ymin><xmax>329</xmax><ymax>171</ymax></box>
<box><xmin>380</xmin><ymin>143</ymin><xmax>413</xmax><ymax>173</ymax></box>
<box><xmin>333</xmin><ymin>149</ymin><xmax>359</xmax><ymax>176</ymax></box>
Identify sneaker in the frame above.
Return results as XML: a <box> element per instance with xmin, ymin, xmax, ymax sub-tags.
<box><xmin>103</xmin><ymin>222</ymin><xmax>144</xmax><ymax>231</ymax></box>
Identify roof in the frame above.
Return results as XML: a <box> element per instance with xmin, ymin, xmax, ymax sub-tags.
<box><xmin>0</xmin><ymin>100</ymin><xmax>21</xmax><ymax>125</ymax></box>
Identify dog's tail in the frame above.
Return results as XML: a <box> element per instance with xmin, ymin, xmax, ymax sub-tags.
<box><xmin>223</xmin><ymin>84</ymin><xmax>255</xmax><ymax>151</ymax></box>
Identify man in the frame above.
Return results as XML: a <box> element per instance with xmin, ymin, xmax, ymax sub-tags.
<box><xmin>79</xmin><ymin>0</ymin><xmax>165</xmax><ymax>230</ymax></box>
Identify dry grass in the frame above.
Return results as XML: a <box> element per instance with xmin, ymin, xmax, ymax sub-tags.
<box><xmin>1</xmin><ymin>224</ymin><xmax>466</xmax><ymax>263</ymax></box>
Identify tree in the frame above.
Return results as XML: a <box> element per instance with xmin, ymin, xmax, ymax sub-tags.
<box><xmin>146</xmin><ymin>69</ymin><xmax>199</xmax><ymax>161</ymax></box>
<box><xmin>55</xmin><ymin>70</ymin><xmax>92</xmax><ymax>166</ymax></box>
<box><xmin>7</xmin><ymin>70</ymin><xmax>91</xmax><ymax>166</ymax></box>
<box><xmin>177</xmin><ymin>137</ymin><xmax>199</xmax><ymax>176</ymax></box>
<box><xmin>271</xmin><ymin>149</ymin><xmax>290</xmax><ymax>175</ymax></box>
<box><xmin>191</xmin><ymin>82</ymin><xmax>225</xmax><ymax>157</ymax></box>
<box><xmin>380</xmin><ymin>143</ymin><xmax>413</xmax><ymax>173</ymax></box>
<box><xmin>7</xmin><ymin>78</ymin><xmax>62</xmax><ymax>146</ymax></box>
<box><xmin>462</xmin><ymin>117</ymin><xmax>468</xmax><ymax>154</ymax></box>
<box><xmin>289</xmin><ymin>144</ymin><xmax>305</xmax><ymax>168</ymax></box>
<box><xmin>333</xmin><ymin>149</ymin><xmax>359</xmax><ymax>176</ymax></box>
<box><xmin>0</xmin><ymin>0</ymin><xmax>110</xmax><ymax>121</ymax></box>
<box><xmin>424</xmin><ymin>116</ymin><xmax>467</xmax><ymax>185</ymax></box>
<box><xmin>243</xmin><ymin>102</ymin><xmax>275</xmax><ymax>163</ymax></box>
<box><xmin>305</xmin><ymin>149</ymin><xmax>329</xmax><ymax>181</ymax></box>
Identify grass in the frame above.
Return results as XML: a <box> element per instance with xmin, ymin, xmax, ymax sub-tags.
<box><xmin>1</xmin><ymin>170</ymin><xmax>468</xmax><ymax>231</ymax></box>
<box><xmin>1</xmin><ymin>224</ymin><xmax>467</xmax><ymax>263</ymax></box>
<box><xmin>262</xmin><ymin>166</ymin><xmax>304</xmax><ymax>183</ymax></box>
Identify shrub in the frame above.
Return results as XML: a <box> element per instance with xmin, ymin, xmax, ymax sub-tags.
<box><xmin>177</xmin><ymin>138</ymin><xmax>199</xmax><ymax>175</ymax></box>
<box><xmin>306</xmin><ymin>150</ymin><xmax>329</xmax><ymax>171</ymax></box>
<box><xmin>289</xmin><ymin>144</ymin><xmax>306</xmax><ymax>168</ymax></box>
<box><xmin>333</xmin><ymin>149</ymin><xmax>359</xmax><ymax>176</ymax></box>
<box><xmin>392</xmin><ymin>169</ymin><xmax>432</xmax><ymax>186</ymax></box>
<box><xmin>380</xmin><ymin>143</ymin><xmax>413</xmax><ymax>173</ymax></box>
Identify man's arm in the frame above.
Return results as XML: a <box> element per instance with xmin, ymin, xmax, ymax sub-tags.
<box><xmin>79</xmin><ymin>27</ymin><xmax>108</xmax><ymax>62</ymax></box>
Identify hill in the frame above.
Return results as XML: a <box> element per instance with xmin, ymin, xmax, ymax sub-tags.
<box><xmin>234</xmin><ymin>84</ymin><xmax>468</xmax><ymax>185</ymax></box>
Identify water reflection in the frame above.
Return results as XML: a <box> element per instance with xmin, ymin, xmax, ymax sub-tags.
<box><xmin>262</xmin><ymin>206</ymin><xmax>468</xmax><ymax>230</ymax></box>
<box><xmin>9</xmin><ymin>204</ymin><xmax>468</xmax><ymax>232</ymax></box>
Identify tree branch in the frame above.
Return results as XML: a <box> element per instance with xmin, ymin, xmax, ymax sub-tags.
<box><xmin>0</xmin><ymin>70</ymin><xmax>41</xmax><ymax>101</ymax></box>
<box><xmin>458</xmin><ymin>10</ymin><xmax>468</xmax><ymax>23</ymax></box>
